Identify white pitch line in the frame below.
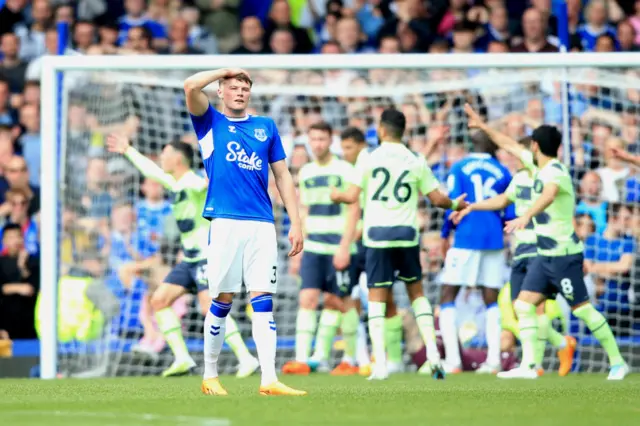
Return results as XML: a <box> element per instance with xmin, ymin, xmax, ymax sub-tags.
<box><xmin>4</xmin><ymin>410</ymin><xmax>230</xmax><ymax>426</ymax></box>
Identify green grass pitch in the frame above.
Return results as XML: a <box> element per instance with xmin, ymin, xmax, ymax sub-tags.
<box><xmin>1</xmin><ymin>373</ymin><xmax>638</xmax><ymax>426</ymax></box>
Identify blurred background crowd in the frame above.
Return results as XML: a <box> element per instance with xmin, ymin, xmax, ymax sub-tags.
<box><xmin>0</xmin><ymin>0</ymin><xmax>639</xmax><ymax>373</ymax></box>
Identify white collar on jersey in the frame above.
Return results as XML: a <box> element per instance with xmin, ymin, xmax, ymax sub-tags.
<box><xmin>226</xmin><ymin>114</ymin><xmax>250</xmax><ymax>122</ymax></box>
<box><xmin>468</xmin><ymin>153</ymin><xmax>492</xmax><ymax>159</ymax></box>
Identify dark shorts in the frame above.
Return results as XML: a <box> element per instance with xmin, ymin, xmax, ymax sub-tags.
<box><xmin>521</xmin><ymin>253</ymin><xmax>589</xmax><ymax>307</ymax></box>
<box><xmin>164</xmin><ymin>260</ymin><xmax>208</xmax><ymax>294</ymax></box>
<box><xmin>510</xmin><ymin>256</ymin><xmax>536</xmax><ymax>301</ymax></box>
<box><xmin>349</xmin><ymin>241</ymin><xmax>367</xmax><ymax>288</ymax></box>
<box><xmin>300</xmin><ymin>252</ymin><xmax>357</xmax><ymax>297</ymax></box>
<box><xmin>365</xmin><ymin>245</ymin><xmax>422</xmax><ymax>288</ymax></box>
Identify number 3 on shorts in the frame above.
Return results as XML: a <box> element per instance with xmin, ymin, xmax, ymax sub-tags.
<box><xmin>270</xmin><ymin>266</ymin><xmax>277</xmax><ymax>284</ymax></box>
<box><xmin>560</xmin><ymin>278</ymin><xmax>574</xmax><ymax>300</ymax></box>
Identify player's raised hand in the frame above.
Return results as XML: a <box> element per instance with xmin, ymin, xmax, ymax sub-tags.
<box><xmin>464</xmin><ymin>103</ymin><xmax>485</xmax><ymax>129</ymax></box>
<box><xmin>609</xmin><ymin>146</ymin><xmax>638</xmax><ymax>164</ymax></box>
<box><xmin>288</xmin><ymin>223</ymin><xmax>304</xmax><ymax>257</ymax></box>
<box><xmin>106</xmin><ymin>133</ymin><xmax>130</xmax><ymax>154</ymax></box>
<box><xmin>504</xmin><ymin>216</ymin><xmax>529</xmax><ymax>233</ymax></box>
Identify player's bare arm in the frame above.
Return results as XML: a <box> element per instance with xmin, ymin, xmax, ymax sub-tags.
<box><xmin>464</xmin><ymin>103</ymin><xmax>525</xmax><ymax>158</ymax></box>
<box><xmin>271</xmin><ymin>159</ymin><xmax>303</xmax><ymax>257</ymax></box>
<box><xmin>334</xmin><ymin>201</ymin><xmax>360</xmax><ymax>271</ymax></box>
<box><xmin>504</xmin><ymin>183</ymin><xmax>558</xmax><ymax>233</ymax></box>
<box><xmin>183</xmin><ymin>68</ymin><xmax>250</xmax><ymax>116</ymax></box>
<box><xmin>451</xmin><ymin>192</ymin><xmax>512</xmax><ymax>225</ymax></box>
<box><xmin>330</xmin><ymin>184</ymin><xmax>360</xmax><ymax>204</ymax></box>
<box><xmin>610</xmin><ymin>146</ymin><xmax>640</xmax><ymax>167</ymax></box>
<box><xmin>106</xmin><ymin>133</ymin><xmax>176</xmax><ymax>189</ymax></box>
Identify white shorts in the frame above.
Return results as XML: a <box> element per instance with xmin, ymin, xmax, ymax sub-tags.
<box><xmin>207</xmin><ymin>218</ymin><xmax>278</xmax><ymax>297</ymax></box>
<box><xmin>440</xmin><ymin>248</ymin><xmax>505</xmax><ymax>289</ymax></box>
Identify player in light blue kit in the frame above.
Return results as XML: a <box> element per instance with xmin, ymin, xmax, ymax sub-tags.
<box><xmin>185</xmin><ymin>68</ymin><xmax>306</xmax><ymax>396</ymax></box>
<box><xmin>439</xmin><ymin>130</ymin><xmax>512</xmax><ymax>374</ymax></box>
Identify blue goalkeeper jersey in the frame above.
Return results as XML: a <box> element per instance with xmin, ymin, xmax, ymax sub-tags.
<box><xmin>190</xmin><ymin>105</ymin><xmax>287</xmax><ymax>223</ymax></box>
<box><xmin>445</xmin><ymin>153</ymin><xmax>512</xmax><ymax>250</ymax></box>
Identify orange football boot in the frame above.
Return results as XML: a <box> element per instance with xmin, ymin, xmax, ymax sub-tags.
<box><xmin>557</xmin><ymin>336</ymin><xmax>577</xmax><ymax>377</ymax></box>
<box><xmin>537</xmin><ymin>368</ymin><xmax>544</xmax><ymax>377</ymax></box>
<box><xmin>330</xmin><ymin>362</ymin><xmax>358</xmax><ymax>376</ymax></box>
<box><xmin>201</xmin><ymin>377</ymin><xmax>228</xmax><ymax>396</ymax></box>
<box><xmin>259</xmin><ymin>381</ymin><xmax>307</xmax><ymax>396</ymax></box>
<box><xmin>282</xmin><ymin>360</ymin><xmax>311</xmax><ymax>375</ymax></box>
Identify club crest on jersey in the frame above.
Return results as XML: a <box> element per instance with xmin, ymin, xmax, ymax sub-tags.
<box><xmin>254</xmin><ymin>128</ymin><xmax>267</xmax><ymax>142</ymax></box>
<box><xmin>226</xmin><ymin>141</ymin><xmax>263</xmax><ymax>171</ymax></box>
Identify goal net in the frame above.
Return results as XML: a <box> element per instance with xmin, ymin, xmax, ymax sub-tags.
<box><xmin>41</xmin><ymin>55</ymin><xmax>640</xmax><ymax>378</ymax></box>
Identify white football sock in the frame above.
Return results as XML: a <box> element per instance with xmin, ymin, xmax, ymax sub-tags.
<box><xmin>368</xmin><ymin>301</ymin><xmax>386</xmax><ymax>368</ymax></box>
<box><xmin>485</xmin><ymin>303</ymin><xmax>501</xmax><ymax>367</ymax></box>
<box><xmin>356</xmin><ymin>322</ymin><xmax>371</xmax><ymax>366</ymax></box>
<box><xmin>439</xmin><ymin>304</ymin><xmax>461</xmax><ymax>367</ymax></box>
<box><xmin>203</xmin><ymin>301</ymin><xmax>231</xmax><ymax>379</ymax></box>
<box><xmin>251</xmin><ymin>295</ymin><xmax>278</xmax><ymax>386</ymax></box>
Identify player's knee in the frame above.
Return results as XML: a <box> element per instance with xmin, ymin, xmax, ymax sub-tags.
<box><xmin>299</xmin><ymin>289</ymin><xmax>319</xmax><ymax>310</ymax></box>
<box><xmin>215</xmin><ymin>292</ymin><xmax>234</xmax><ymax>304</ymax></box>
<box><xmin>440</xmin><ymin>285</ymin><xmax>458</xmax><ymax>304</ymax></box>
<box><xmin>386</xmin><ymin>302</ymin><xmax>398</xmax><ymax>318</ymax></box>
<box><xmin>150</xmin><ymin>291</ymin><xmax>171</xmax><ymax>311</ymax></box>
<box><xmin>324</xmin><ymin>293</ymin><xmax>343</xmax><ymax>311</ymax></box>
<box><xmin>405</xmin><ymin>281</ymin><xmax>424</xmax><ymax>301</ymax></box>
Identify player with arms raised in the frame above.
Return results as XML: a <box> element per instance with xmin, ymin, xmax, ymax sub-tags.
<box><xmin>438</xmin><ymin>130</ymin><xmax>512</xmax><ymax>374</ymax></box>
<box><xmin>106</xmin><ymin>135</ymin><xmax>260</xmax><ymax>379</ymax></box>
<box><xmin>463</xmin><ymin>104</ymin><xmax>629</xmax><ymax>380</ymax></box>
<box><xmin>452</xmin><ymin>136</ymin><xmax>576</xmax><ymax>376</ymax></box>
<box><xmin>184</xmin><ymin>68</ymin><xmax>306</xmax><ymax>395</ymax></box>
<box><xmin>332</xmin><ymin>109</ymin><xmax>467</xmax><ymax>380</ymax></box>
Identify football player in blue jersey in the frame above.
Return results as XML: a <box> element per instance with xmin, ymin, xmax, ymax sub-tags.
<box><xmin>184</xmin><ymin>68</ymin><xmax>305</xmax><ymax>396</ymax></box>
<box><xmin>439</xmin><ymin>130</ymin><xmax>512</xmax><ymax>374</ymax></box>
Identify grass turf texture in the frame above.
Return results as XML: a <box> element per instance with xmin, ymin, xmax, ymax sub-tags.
<box><xmin>1</xmin><ymin>374</ymin><xmax>638</xmax><ymax>426</ymax></box>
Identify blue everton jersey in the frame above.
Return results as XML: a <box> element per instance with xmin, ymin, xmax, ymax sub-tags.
<box><xmin>446</xmin><ymin>153</ymin><xmax>512</xmax><ymax>250</ymax></box>
<box><xmin>190</xmin><ymin>105</ymin><xmax>286</xmax><ymax>223</ymax></box>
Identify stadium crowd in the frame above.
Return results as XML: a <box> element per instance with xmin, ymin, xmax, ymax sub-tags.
<box><xmin>0</xmin><ymin>0</ymin><xmax>639</xmax><ymax>371</ymax></box>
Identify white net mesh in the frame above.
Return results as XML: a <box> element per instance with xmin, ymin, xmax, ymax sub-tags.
<box><xmin>54</xmin><ymin>64</ymin><xmax>640</xmax><ymax>376</ymax></box>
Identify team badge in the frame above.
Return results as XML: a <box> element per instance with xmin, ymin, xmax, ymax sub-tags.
<box><xmin>254</xmin><ymin>129</ymin><xmax>267</xmax><ymax>142</ymax></box>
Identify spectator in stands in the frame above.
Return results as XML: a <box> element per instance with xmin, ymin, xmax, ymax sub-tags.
<box><xmin>585</xmin><ymin>203</ymin><xmax>636</xmax><ymax>333</ymax></box>
<box><xmin>118</xmin><ymin>0</ymin><xmax>167</xmax><ymax>47</ymax></box>
<box><xmin>82</xmin><ymin>157</ymin><xmax>112</xmax><ymax>225</ymax></box>
<box><xmin>124</xmin><ymin>25</ymin><xmax>157</xmax><ymax>54</ymax></box>
<box><xmin>595</xmin><ymin>33</ymin><xmax>617</xmax><ymax>52</ymax></box>
<box><xmin>1</xmin><ymin>156</ymin><xmax>39</xmax><ymax>216</ymax></box>
<box><xmin>0</xmin><ymin>223</ymin><xmax>39</xmax><ymax>339</ymax></box>
<box><xmin>269</xmin><ymin>28</ymin><xmax>296</xmax><ymax>55</ymax></box>
<box><xmin>179</xmin><ymin>6</ymin><xmax>218</xmax><ymax>54</ymax></box>
<box><xmin>194</xmin><ymin>0</ymin><xmax>241</xmax><ymax>53</ymax></box>
<box><xmin>575</xmin><ymin>213</ymin><xmax>597</xmax><ymax>242</ymax></box>
<box><xmin>232</xmin><ymin>16</ymin><xmax>268</xmax><ymax>54</ymax></box>
<box><xmin>335</xmin><ymin>16</ymin><xmax>373</xmax><ymax>53</ymax></box>
<box><xmin>136</xmin><ymin>177</ymin><xmax>170</xmax><ymax>250</ymax></box>
<box><xmin>263</xmin><ymin>0</ymin><xmax>313</xmax><ymax>54</ymax></box>
<box><xmin>97</xmin><ymin>21</ymin><xmax>120</xmax><ymax>53</ymax></box>
<box><xmin>0</xmin><ymin>79</ymin><xmax>16</xmax><ymax>127</ymax></box>
<box><xmin>511</xmin><ymin>8</ymin><xmax>559</xmax><ymax>53</ymax></box>
<box><xmin>577</xmin><ymin>0</ymin><xmax>618</xmax><ymax>52</ymax></box>
<box><xmin>597</xmin><ymin>137</ymin><xmax>632</xmax><ymax>202</ymax></box>
<box><xmin>377</xmin><ymin>0</ymin><xmax>433</xmax><ymax>52</ymax></box>
<box><xmin>476</xmin><ymin>5</ymin><xmax>511</xmax><ymax>52</ymax></box>
<box><xmin>577</xmin><ymin>170</ymin><xmax>608</xmax><ymax>234</ymax></box>
<box><xmin>378</xmin><ymin>34</ymin><xmax>400</xmax><ymax>53</ymax></box>
<box><xmin>630</xmin><ymin>0</ymin><xmax>640</xmax><ymax>44</ymax></box>
<box><xmin>617</xmin><ymin>20</ymin><xmax>640</xmax><ymax>52</ymax></box>
<box><xmin>17</xmin><ymin>103</ymin><xmax>41</xmax><ymax>188</ymax></box>
<box><xmin>12</xmin><ymin>0</ymin><xmax>49</xmax><ymax>61</ymax></box>
<box><xmin>54</xmin><ymin>2</ymin><xmax>75</xmax><ymax>27</ymax></box>
<box><xmin>0</xmin><ymin>32</ymin><xmax>28</xmax><ymax>93</ymax></box>
<box><xmin>159</xmin><ymin>18</ymin><xmax>203</xmax><ymax>55</ymax></box>
<box><xmin>25</xmin><ymin>27</ymin><xmax>79</xmax><ymax>81</ymax></box>
<box><xmin>451</xmin><ymin>21</ymin><xmax>478</xmax><ymax>54</ymax></box>
<box><xmin>0</xmin><ymin>128</ymin><xmax>12</xmax><ymax>200</ymax></box>
<box><xmin>0</xmin><ymin>188</ymin><xmax>39</xmax><ymax>255</ymax></box>
<box><xmin>73</xmin><ymin>20</ymin><xmax>97</xmax><ymax>54</ymax></box>
<box><xmin>60</xmin><ymin>208</ymin><xmax>98</xmax><ymax>269</ymax></box>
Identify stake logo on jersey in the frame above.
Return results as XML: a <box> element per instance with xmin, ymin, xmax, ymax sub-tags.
<box><xmin>446</xmin><ymin>153</ymin><xmax>512</xmax><ymax>250</ymax></box>
<box><xmin>189</xmin><ymin>105</ymin><xmax>286</xmax><ymax>223</ymax></box>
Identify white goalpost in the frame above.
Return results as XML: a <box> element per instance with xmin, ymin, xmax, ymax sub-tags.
<box><xmin>40</xmin><ymin>53</ymin><xmax>640</xmax><ymax>380</ymax></box>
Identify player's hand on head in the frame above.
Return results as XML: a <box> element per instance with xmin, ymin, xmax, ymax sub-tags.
<box><xmin>106</xmin><ymin>133</ymin><xmax>130</xmax><ymax>154</ymax></box>
<box><xmin>288</xmin><ymin>224</ymin><xmax>304</xmax><ymax>257</ymax></box>
<box><xmin>225</xmin><ymin>68</ymin><xmax>250</xmax><ymax>79</ymax></box>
